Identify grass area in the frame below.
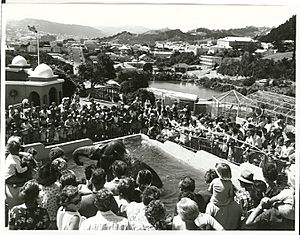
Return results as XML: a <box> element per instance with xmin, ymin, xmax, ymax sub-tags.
<box><xmin>262</xmin><ymin>51</ymin><xmax>293</xmax><ymax>61</ymax></box>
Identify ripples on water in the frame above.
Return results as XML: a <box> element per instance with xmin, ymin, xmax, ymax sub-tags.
<box><xmin>68</xmin><ymin>139</ymin><xmax>207</xmax><ymax>215</ymax></box>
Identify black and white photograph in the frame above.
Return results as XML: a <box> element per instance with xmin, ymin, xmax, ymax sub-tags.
<box><xmin>1</xmin><ymin>1</ymin><xmax>298</xmax><ymax>232</ymax></box>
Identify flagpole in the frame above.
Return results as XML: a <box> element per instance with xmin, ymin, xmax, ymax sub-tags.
<box><xmin>36</xmin><ymin>30</ymin><xmax>40</xmax><ymax>65</ymax></box>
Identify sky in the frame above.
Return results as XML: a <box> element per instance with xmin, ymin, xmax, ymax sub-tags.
<box><xmin>2</xmin><ymin>3</ymin><xmax>297</xmax><ymax>32</ymax></box>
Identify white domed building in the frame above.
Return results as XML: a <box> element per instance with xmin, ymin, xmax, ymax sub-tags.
<box><xmin>6</xmin><ymin>56</ymin><xmax>64</xmax><ymax>106</ymax></box>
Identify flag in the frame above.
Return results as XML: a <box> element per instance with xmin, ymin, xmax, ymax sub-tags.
<box><xmin>28</xmin><ymin>25</ymin><xmax>37</xmax><ymax>33</ymax></box>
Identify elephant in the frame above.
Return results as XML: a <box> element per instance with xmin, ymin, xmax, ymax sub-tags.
<box><xmin>72</xmin><ymin>140</ymin><xmax>163</xmax><ymax>188</ymax></box>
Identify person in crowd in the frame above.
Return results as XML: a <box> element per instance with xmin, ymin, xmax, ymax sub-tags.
<box><xmin>50</xmin><ymin>157</ymin><xmax>68</xmax><ymax>188</ymax></box>
<box><xmin>49</xmin><ymin>147</ymin><xmax>66</xmax><ymax>162</ymax></box>
<box><xmin>177</xmin><ymin>176</ymin><xmax>205</xmax><ymax>213</ymax></box>
<box><xmin>5</xmin><ymin>136</ymin><xmax>34</xmax><ymax>209</ymax></box>
<box><xmin>126</xmin><ymin>185</ymin><xmax>161</xmax><ymax>230</ymax></box>
<box><xmin>77</xmin><ymin>164</ymin><xmax>96</xmax><ymax>195</ymax></box>
<box><xmin>79</xmin><ymin>168</ymin><xmax>119</xmax><ymax>218</ymax></box>
<box><xmin>20</xmin><ymin>118</ymin><xmax>33</xmax><ymax>144</ymax></box>
<box><xmin>198</xmin><ymin>169</ymin><xmax>218</xmax><ymax>210</ymax></box>
<box><xmin>104</xmin><ymin>160</ymin><xmax>128</xmax><ymax>195</ymax></box>
<box><xmin>208</xmin><ymin>163</ymin><xmax>234</xmax><ymax>207</ymax></box>
<box><xmin>9</xmin><ymin>180</ymin><xmax>50</xmax><ymax>230</ymax></box>
<box><xmin>173</xmin><ymin>197</ymin><xmax>223</xmax><ymax>230</ymax></box>
<box><xmin>251</xmin><ymin>180</ymin><xmax>267</xmax><ymax>208</ymax></box>
<box><xmin>145</xmin><ymin>200</ymin><xmax>168</xmax><ymax>230</ymax></box>
<box><xmin>114</xmin><ymin>177</ymin><xmax>137</xmax><ymax>217</ymax></box>
<box><xmin>234</xmin><ymin>169</ymin><xmax>255</xmax><ymax>220</ymax></box>
<box><xmin>80</xmin><ymin>188</ymin><xmax>131</xmax><ymax>230</ymax></box>
<box><xmin>5</xmin><ymin>136</ymin><xmax>32</xmax><ymax>186</ymax></box>
<box><xmin>278</xmin><ymin>139</ymin><xmax>295</xmax><ymax>161</ymax></box>
<box><xmin>206</xmin><ymin>163</ymin><xmax>242</xmax><ymax>230</ymax></box>
<box><xmin>37</xmin><ymin>162</ymin><xmax>61</xmax><ymax>229</ymax></box>
<box><xmin>59</xmin><ymin>170</ymin><xmax>78</xmax><ymax>189</ymax></box>
<box><xmin>134</xmin><ymin>169</ymin><xmax>153</xmax><ymax>201</ymax></box>
<box><xmin>245</xmin><ymin>165</ymin><xmax>295</xmax><ymax>230</ymax></box>
<box><xmin>57</xmin><ymin>185</ymin><xmax>85</xmax><ymax>230</ymax></box>
<box><xmin>262</xmin><ymin>162</ymin><xmax>280</xmax><ymax>198</ymax></box>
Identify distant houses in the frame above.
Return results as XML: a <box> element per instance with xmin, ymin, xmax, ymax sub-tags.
<box><xmin>217</xmin><ymin>36</ymin><xmax>260</xmax><ymax>49</ymax></box>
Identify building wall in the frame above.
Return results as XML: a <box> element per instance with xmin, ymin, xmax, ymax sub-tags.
<box><xmin>200</xmin><ymin>55</ymin><xmax>222</xmax><ymax>67</ymax></box>
<box><xmin>217</xmin><ymin>40</ymin><xmax>230</xmax><ymax>48</ymax></box>
<box><xmin>6</xmin><ymin>83</ymin><xmax>63</xmax><ymax>107</ymax></box>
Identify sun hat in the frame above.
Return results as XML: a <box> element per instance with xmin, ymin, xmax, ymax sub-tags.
<box><xmin>238</xmin><ymin>169</ymin><xmax>254</xmax><ymax>184</ymax></box>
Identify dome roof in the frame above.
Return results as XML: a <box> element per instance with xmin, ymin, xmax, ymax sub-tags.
<box><xmin>29</xmin><ymin>63</ymin><xmax>58</xmax><ymax>79</ymax></box>
<box><xmin>11</xmin><ymin>55</ymin><xmax>30</xmax><ymax>67</ymax></box>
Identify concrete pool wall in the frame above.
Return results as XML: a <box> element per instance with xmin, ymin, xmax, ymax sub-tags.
<box><xmin>23</xmin><ymin>134</ymin><xmax>264</xmax><ymax>189</ymax></box>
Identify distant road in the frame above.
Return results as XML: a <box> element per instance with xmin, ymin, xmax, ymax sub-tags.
<box><xmin>70</xmin><ymin>46</ymin><xmax>85</xmax><ymax>74</ymax></box>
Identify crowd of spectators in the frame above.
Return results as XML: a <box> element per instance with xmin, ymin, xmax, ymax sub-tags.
<box><xmin>4</xmin><ymin>93</ymin><xmax>296</xmax><ymax>230</ymax></box>
<box><xmin>5</xmin><ymin>136</ymin><xmax>295</xmax><ymax>230</ymax></box>
<box><xmin>6</xmin><ymin>94</ymin><xmax>295</xmax><ymax>168</ymax></box>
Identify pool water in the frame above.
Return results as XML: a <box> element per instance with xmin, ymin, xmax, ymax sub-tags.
<box><xmin>67</xmin><ymin>138</ymin><xmax>207</xmax><ymax>215</ymax></box>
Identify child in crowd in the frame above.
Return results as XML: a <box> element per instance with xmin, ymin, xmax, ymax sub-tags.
<box><xmin>57</xmin><ymin>185</ymin><xmax>85</xmax><ymax>230</ymax></box>
<box><xmin>5</xmin><ymin>136</ymin><xmax>32</xmax><ymax>187</ymax></box>
<box><xmin>208</xmin><ymin>163</ymin><xmax>234</xmax><ymax>207</ymax></box>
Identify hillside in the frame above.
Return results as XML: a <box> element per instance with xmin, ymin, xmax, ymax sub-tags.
<box><xmin>258</xmin><ymin>15</ymin><xmax>296</xmax><ymax>42</ymax></box>
<box><xmin>7</xmin><ymin>18</ymin><xmax>105</xmax><ymax>39</ymax></box>
<box><xmin>97</xmin><ymin>25</ymin><xmax>150</xmax><ymax>36</ymax></box>
<box><xmin>98</xmin><ymin>26</ymin><xmax>272</xmax><ymax>44</ymax></box>
<box><xmin>191</xmin><ymin>26</ymin><xmax>271</xmax><ymax>39</ymax></box>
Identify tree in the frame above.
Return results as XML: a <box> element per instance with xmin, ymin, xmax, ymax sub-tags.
<box><xmin>78</xmin><ymin>53</ymin><xmax>116</xmax><ymax>96</ymax></box>
<box><xmin>143</xmin><ymin>63</ymin><xmax>153</xmax><ymax>73</ymax></box>
<box><xmin>123</xmin><ymin>89</ymin><xmax>155</xmax><ymax>105</ymax></box>
<box><xmin>117</xmin><ymin>70</ymin><xmax>150</xmax><ymax>94</ymax></box>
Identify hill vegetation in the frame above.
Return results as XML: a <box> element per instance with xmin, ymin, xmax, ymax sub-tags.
<box><xmin>258</xmin><ymin>15</ymin><xmax>296</xmax><ymax>43</ymax></box>
<box><xmin>7</xmin><ymin>18</ymin><xmax>105</xmax><ymax>38</ymax></box>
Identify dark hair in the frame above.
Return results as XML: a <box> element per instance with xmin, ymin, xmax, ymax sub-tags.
<box><xmin>204</xmin><ymin>169</ymin><xmax>218</xmax><ymax>184</ymax></box>
<box><xmin>20</xmin><ymin>179</ymin><xmax>40</xmax><ymax>202</ymax></box>
<box><xmin>50</xmin><ymin>157</ymin><xmax>67</xmax><ymax>178</ymax></box>
<box><xmin>111</xmin><ymin>160</ymin><xmax>128</xmax><ymax>178</ymax></box>
<box><xmin>136</xmin><ymin>169</ymin><xmax>153</xmax><ymax>191</ymax></box>
<box><xmin>37</xmin><ymin>162</ymin><xmax>58</xmax><ymax>186</ymax></box>
<box><xmin>215</xmin><ymin>163</ymin><xmax>232</xmax><ymax>180</ymax></box>
<box><xmin>178</xmin><ymin>191</ymin><xmax>196</xmax><ymax>202</ymax></box>
<box><xmin>142</xmin><ymin>186</ymin><xmax>160</xmax><ymax>206</ymax></box>
<box><xmin>59</xmin><ymin>185</ymin><xmax>80</xmax><ymax>207</ymax></box>
<box><xmin>60</xmin><ymin>170</ymin><xmax>77</xmax><ymax>189</ymax></box>
<box><xmin>277</xmin><ymin>173</ymin><xmax>288</xmax><ymax>190</ymax></box>
<box><xmin>145</xmin><ymin>200</ymin><xmax>167</xmax><ymax>230</ymax></box>
<box><xmin>117</xmin><ymin>177</ymin><xmax>135</xmax><ymax>201</ymax></box>
<box><xmin>251</xmin><ymin>180</ymin><xmax>267</xmax><ymax>207</ymax></box>
<box><xmin>94</xmin><ymin>188</ymin><xmax>114</xmax><ymax>212</ymax></box>
<box><xmin>178</xmin><ymin>176</ymin><xmax>195</xmax><ymax>192</ymax></box>
<box><xmin>85</xmin><ymin>164</ymin><xmax>97</xmax><ymax>180</ymax></box>
<box><xmin>49</xmin><ymin>147</ymin><xmax>65</xmax><ymax>161</ymax></box>
<box><xmin>91</xmin><ymin>168</ymin><xmax>106</xmax><ymax>189</ymax></box>
<box><xmin>262</xmin><ymin>162</ymin><xmax>278</xmax><ymax>182</ymax></box>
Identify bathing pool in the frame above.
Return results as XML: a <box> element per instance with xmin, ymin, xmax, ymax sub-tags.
<box><xmin>67</xmin><ymin>137</ymin><xmax>207</xmax><ymax>215</ymax></box>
